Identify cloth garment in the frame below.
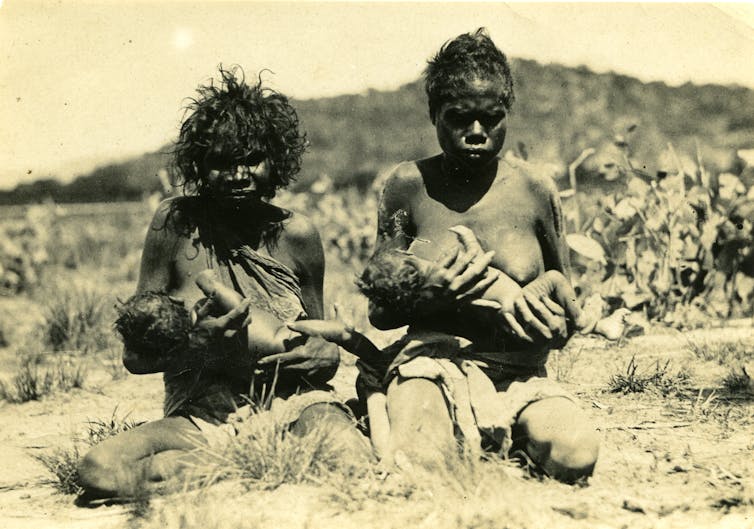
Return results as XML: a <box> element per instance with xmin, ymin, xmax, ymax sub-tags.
<box><xmin>360</xmin><ymin>330</ymin><xmax>572</xmax><ymax>453</ymax></box>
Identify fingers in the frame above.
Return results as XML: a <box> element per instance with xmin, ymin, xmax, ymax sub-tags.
<box><xmin>257</xmin><ymin>350</ymin><xmax>303</xmax><ymax>365</ymax></box>
<box><xmin>514</xmin><ymin>296</ymin><xmax>553</xmax><ymax>340</ymax></box>
<box><xmin>193</xmin><ymin>297</ymin><xmax>214</xmax><ymax>322</ymax></box>
<box><xmin>448</xmin><ymin>225</ymin><xmax>484</xmax><ymax>255</ymax></box>
<box><xmin>469</xmin><ymin>298</ymin><xmax>502</xmax><ymax>310</ymax></box>
<box><xmin>216</xmin><ymin>299</ymin><xmax>250</xmax><ymax>330</ymax></box>
<box><xmin>449</xmin><ymin>251</ymin><xmax>495</xmax><ymax>292</ymax></box>
<box><xmin>556</xmin><ymin>292</ymin><xmax>583</xmax><ymax>325</ymax></box>
<box><xmin>436</xmin><ymin>246</ymin><xmax>460</xmax><ymax>269</ymax></box>
<box><xmin>456</xmin><ymin>270</ymin><xmax>499</xmax><ymax>302</ymax></box>
<box><xmin>525</xmin><ymin>292</ymin><xmax>568</xmax><ymax>338</ymax></box>
<box><xmin>446</xmin><ymin>248</ymin><xmax>476</xmax><ymax>277</ymax></box>
<box><xmin>542</xmin><ymin>296</ymin><xmax>566</xmax><ymax>316</ymax></box>
<box><xmin>503</xmin><ymin>312</ymin><xmax>533</xmax><ymax>342</ymax></box>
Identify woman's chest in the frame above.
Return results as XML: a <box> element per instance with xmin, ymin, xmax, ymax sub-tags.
<box><xmin>410</xmin><ymin>194</ymin><xmax>544</xmax><ymax>283</ymax></box>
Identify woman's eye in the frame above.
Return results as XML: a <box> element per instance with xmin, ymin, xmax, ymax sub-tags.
<box><xmin>481</xmin><ymin>113</ymin><xmax>505</xmax><ymax>127</ymax></box>
<box><xmin>245</xmin><ymin>152</ymin><xmax>266</xmax><ymax>165</ymax></box>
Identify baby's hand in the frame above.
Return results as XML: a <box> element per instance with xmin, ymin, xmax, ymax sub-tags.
<box><xmin>286</xmin><ymin>319</ymin><xmax>354</xmax><ymax>347</ymax></box>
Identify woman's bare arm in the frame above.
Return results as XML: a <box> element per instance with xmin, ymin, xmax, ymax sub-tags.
<box><xmin>123</xmin><ymin>201</ymin><xmax>179</xmax><ymax>374</ymax></box>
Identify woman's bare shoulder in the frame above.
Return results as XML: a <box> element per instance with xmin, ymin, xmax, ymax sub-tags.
<box><xmin>503</xmin><ymin>157</ymin><xmax>560</xmax><ymax>201</ymax></box>
<box><xmin>384</xmin><ymin>160</ymin><xmax>425</xmax><ymax>191</ymax></box>
<box><xmin>281</xmin><ymin>210</ymin><xmax>319</xmax><ymax>244</ymax></box>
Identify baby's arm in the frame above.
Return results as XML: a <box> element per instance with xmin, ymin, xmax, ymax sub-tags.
<box><xmin>285</xmin><ymin>319</ymin><xmax>381</xmax><ymax>362</ymax></box>
<box><xmin>195</xmin><ymin>270</ymin><xmax>368</xmax><ymax>371</ymax></box>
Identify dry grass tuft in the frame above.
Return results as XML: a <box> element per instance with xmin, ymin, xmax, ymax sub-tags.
<box><xmin>607</xmin><ymin>356</ymin><xmax>692</xmax><ymax>396</ymax></box>
<box><xmin>34</xmin><ymin>407</ymin><xmax>141</xmax><ymax>495</ymax></box>
<box><xmin>39</xmin><ymin>283</ymin><xmax>116</xmax><ymax>354</ymax></box>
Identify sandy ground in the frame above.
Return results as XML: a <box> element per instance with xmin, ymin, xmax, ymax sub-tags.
<box><xmin>1</xmin><ymin>321</ymin><xmax>753</xmax><ymax>529</ymax></box>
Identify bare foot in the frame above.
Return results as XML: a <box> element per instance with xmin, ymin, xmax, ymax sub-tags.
<box><xmin>592</xmin><ymin>308</ymin><xmax>631</xmax><ymax>341</ymax></box>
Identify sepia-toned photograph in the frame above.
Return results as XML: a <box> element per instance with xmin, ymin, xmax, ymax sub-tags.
<box><xmin>1</xmin><ymin>2</ymin><xmax>753</xmax><ymax>528</ymax></box>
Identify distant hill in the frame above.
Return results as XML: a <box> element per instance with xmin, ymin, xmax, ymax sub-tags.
<box><xmin>2</xmin><ymin>58</ymin><xmax>753</xmax><ymax>204</ymax></box>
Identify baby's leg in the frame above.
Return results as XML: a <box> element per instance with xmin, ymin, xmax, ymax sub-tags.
<box><xmin>512</xmin><ymin>397</ymin><xmax>599</xmax><ymax>483</ymax></box>
<box><xmin>77</xmin><ymin>416</ymin><xmax>207</xmax><ymax>502</ymax></box>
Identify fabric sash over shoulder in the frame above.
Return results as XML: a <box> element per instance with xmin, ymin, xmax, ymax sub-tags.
<box><xmin>215</xmin><ymin>244</ymin><xmax>306</xmax><ymax>323</ymax></box>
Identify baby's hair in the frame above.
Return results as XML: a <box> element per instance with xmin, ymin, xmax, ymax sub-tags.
<box><xmin>357</xmin><ymin>249</ymin><xmax>428</xmax><ymax>316</ymax></box>
<box><xmin>114</xmin><ymin>291</ymin><xmax>191</xmax><ymax>358</ymax></box>
<box><xmin>170</xmin><ymin>65</ymin><xmax>307</xmax><ymax>197</ymax></box>
<box><xmin>424</xmin><ymin>27</ymin><xmax>515</xmax><ymax>121</ymax></box>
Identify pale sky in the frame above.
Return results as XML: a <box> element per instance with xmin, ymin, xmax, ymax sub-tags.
<box><xmin>1</xmin><ymin>1</ymin><xmax>754</xmax><ymax>189</ymax></box>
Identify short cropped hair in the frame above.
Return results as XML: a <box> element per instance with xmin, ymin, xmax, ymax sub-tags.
<box><xmin>171</xmin><ymin>65</ymin><xmax>307</xmax><ymax>196</ymax></box>
<box><xmin>424</xmin><ymin>28</ymin><xmax>515</xmax><ymax>122</ymax></box>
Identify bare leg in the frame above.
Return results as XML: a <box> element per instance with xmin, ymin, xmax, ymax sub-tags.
<box><xmin>385</xmin><ymin>376</ymin><xmax>457</xmax><ymax>470</ymax></box>
<box><xmin>77</xmin><ymin>416</ymin><xmax>207</xmax><ymax>502</ymax></box>
<box><xmin>290</xmin><ymin>403</ymin><xmax>373</xmax><ymax>465</ymax></box>
<box><xmin>512</xmin><ymin>397</ymin><xmax>600</xmax><ymax>483</ymax></box>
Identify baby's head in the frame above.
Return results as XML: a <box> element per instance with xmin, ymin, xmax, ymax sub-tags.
<box><xmin>115</xmin><ymin>291</ymin><xmax>191</xmax><ymax>357</ymax></box>
<box><xmin>358</xmin><ymin>249</ymin><xmax>431</xmax><ymax>315</ymax></box>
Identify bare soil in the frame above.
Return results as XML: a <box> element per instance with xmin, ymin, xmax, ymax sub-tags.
<box><xmin>1</xmin><ymin>303</ymin><xmax>752</xmax><ymax>528</ymax></box>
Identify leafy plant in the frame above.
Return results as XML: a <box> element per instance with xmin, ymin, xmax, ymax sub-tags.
<box><xmin>568</xmin><ymin>139</ymin><xmax>754</xmax><ymax>324</ymax></box>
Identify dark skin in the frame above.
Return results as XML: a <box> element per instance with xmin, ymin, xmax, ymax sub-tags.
<box><xmin>369</xmin><ymin>77</ymin><xmax>599</xmax><ymax>481</ymax></box>
<box><xmin>77</xmin><ymin>161</ymin><xmax>367</xmax><ymax>503</ymax></box>
<box><xmin>371</xmin><ymin>152</ymin><xmax>572</xmax><ymax>348</ymax></box>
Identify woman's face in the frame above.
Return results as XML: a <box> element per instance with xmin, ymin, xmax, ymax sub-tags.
<box><xmin>202</xmin><ymin>153</ymin><xmax>274</xmax><ymax>199</ymax></box>
<box><xmin>434</xmin><ymin>77</ymin><xmax>508</xmax><ymax>170</ymax></box>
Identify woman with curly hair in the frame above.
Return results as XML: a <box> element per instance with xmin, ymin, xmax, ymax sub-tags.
<box><xmin>76</xmin><ymin>66</ymin><xmax>368</xmax><ymax>502</ymax></box>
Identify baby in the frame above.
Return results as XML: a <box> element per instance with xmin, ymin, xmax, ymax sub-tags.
<box><xmin>115</xmin><ymin>270</ymin><xmax>308</xmax><ymax>371</ymax></box>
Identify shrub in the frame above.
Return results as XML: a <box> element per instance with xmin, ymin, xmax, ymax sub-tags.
<box><xmin>0</xmin><ymin>354</ymin><xmax>87</xmax><ymax>403</ymax></box>
<box><xmin>685</xmin><ymin>338</ymin><xmax>750</xmax><ymax>365</ymax></box>
<box><xmin>0</xmin><ymin>355</ymin><xmax>54</xmax><ymax>403</ymax></box>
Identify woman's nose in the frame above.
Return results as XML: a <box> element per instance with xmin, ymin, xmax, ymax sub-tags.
<box><xmin>465</xmin><ymin>121</ymin><xmax>486</xmax><ymax>145</ymax></box>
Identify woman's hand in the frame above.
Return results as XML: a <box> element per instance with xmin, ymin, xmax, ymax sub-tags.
<box><xmin>191</xmin><ymin>297</ymin><xmax>251</xmax><ymax>340</ymax></box>
<box><xmin>255</xmin><ymin>334</ymin><xmax>339</xmax><ymax>380</ymax></box>
<box><xmin>415</xmin><ymin>226</ymin><xmax>499</xmax><ymax>313</ymax></box>
<box><xmin>286</xmin><ymin>313</ymin><xmax>382</xmax><ymax>363</ymax></box>
<box><xmin>482</xmin><ymin>270</ymin><xmax>583</xmax><ymax>345</ymax></box>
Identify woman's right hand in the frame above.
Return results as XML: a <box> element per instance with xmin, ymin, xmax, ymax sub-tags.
<box><xmin>417</xmin><ymin>228</ymin><xmax>499</xmax><ymax>312</ymax></box>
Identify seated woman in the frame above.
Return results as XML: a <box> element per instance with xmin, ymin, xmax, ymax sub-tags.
<box><xmin>298</xmin><ymin>29</ymin><xmax>601</xmax><ymax>483</ymax></box>
<box><xmin>291</xmin><ymin>226</ymin><xmax>594</xmax><ymax>464</ymax></box>
<box><xmin>76</xmin><ymin>67</ymin><xmax>368</xmax><ymax>503</ymax></box>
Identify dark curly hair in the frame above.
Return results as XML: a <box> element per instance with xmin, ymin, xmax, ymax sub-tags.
<box><xmin>170</xmin><ymin>65</ymin><xmax>307</xmax><ymax>197</ymax></box>
<box><xmin>357</xmin><ymin>249</ymin><xmax>428</xmax><ymax>318</ymax></box>
<box><xmin>424</xmin><ymin>28</ymin><xmax>515</xmax><ymax>122</ymax></box>
<box><xmin>114</xmin><ymin>291</ymin><xmax>191</xmax><ymax>359</ymax></box>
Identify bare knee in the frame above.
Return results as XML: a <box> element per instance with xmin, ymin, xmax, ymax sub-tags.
<box><xmin>77</xmin><ymin>446</ymin><xmax>122</xmax><ymax>495</ymax></box>
<box><xmin>387</xmin><ymin>377</ymin><xmax>457</xmax><ymax>466</ymax></box>
<box><xmin>515</xmin><ymin>398</ymin><xmax>600</xmax><ymax>483</ymax></box>
<box><xmin>292</xmin><ymin>403</ymin><xmax>373</xmax><ymax>463</ymax></box>
<box><xmin>545</xmin><ymin>425</ymin><xmax>600</xmax><ymax>482</ymax></box>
